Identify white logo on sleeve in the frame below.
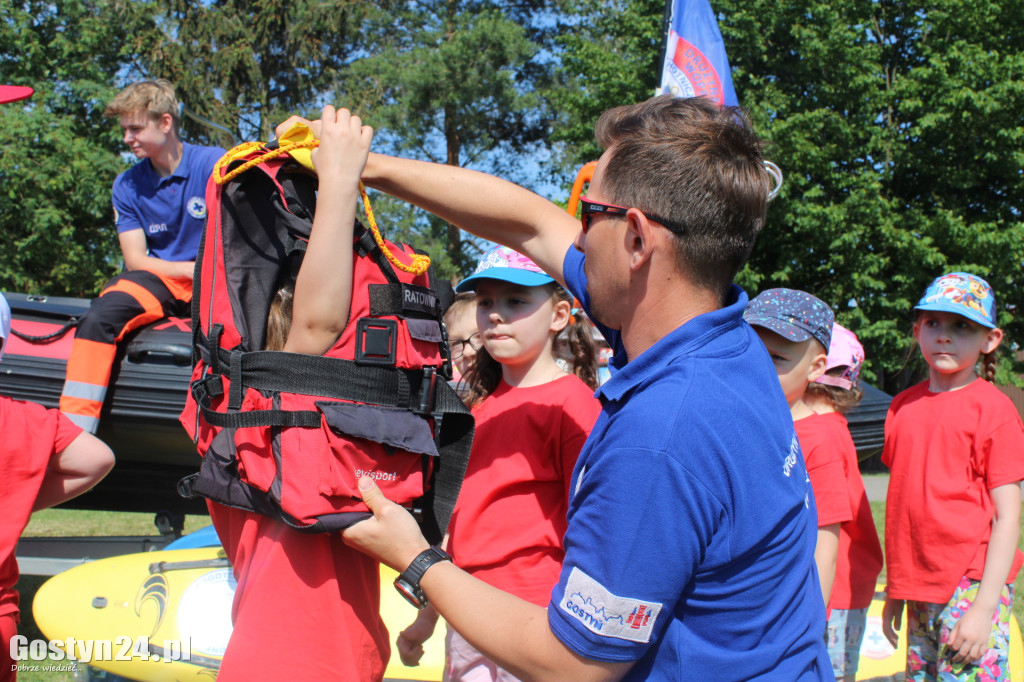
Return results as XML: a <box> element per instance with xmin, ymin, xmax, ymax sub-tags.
<box><xmin>558</xmin><ymin>567</ymin><xmax>661</xmax><ymax>643</ymax></box>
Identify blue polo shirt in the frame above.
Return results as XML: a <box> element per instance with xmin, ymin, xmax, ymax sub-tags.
<box><xmin>112</xmin><ymin>142</ymin><xmax>224</xmax><ymax>262</ymax></box>
<box><xmin>549</xmin><ymin>247</ymin><xmax>830</xmax><ymax>680</ymax></box>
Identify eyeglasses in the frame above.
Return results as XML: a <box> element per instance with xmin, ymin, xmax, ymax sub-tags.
<box><xmin>450</xmin><ymin>332</ymin><xmax>482</xmax><ymax>360</ymax></box>
<box><xmin>579</xmin><ymin>196</ymin><xmax>686</xmax><ymax>235</ymax></box>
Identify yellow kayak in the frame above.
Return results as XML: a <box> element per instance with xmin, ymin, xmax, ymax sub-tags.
<box><xmin>32</xmin><ymin>546</ymin><xmax>445</xmax><ymax>681</ymax></box>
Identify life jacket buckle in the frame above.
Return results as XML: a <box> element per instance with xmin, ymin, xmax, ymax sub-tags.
<box><xmin>355</xmin><ymin>317</ymin><xmax>398</xmax><ymax>366</ymax></box>
<box><xmin>413</xmin><ymin>366</ymin><xmax>438</xmax><ymax>416</ymax></box>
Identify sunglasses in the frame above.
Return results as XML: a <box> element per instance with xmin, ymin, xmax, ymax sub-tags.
<box><xmin>579</xmin><ymin>196</ymin><xmax>686</xmax><ymax>235</ymax></box>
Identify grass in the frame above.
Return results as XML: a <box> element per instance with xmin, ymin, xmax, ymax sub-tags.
<box><xmin>12</xmin><ymin>484</ymin><xmax>1024</xmax><ymax>680</ymax></box>
<box><xmin>14</xmin><ymin>509</ymin><xmax>210</xmax><ymax>682</ymax></box>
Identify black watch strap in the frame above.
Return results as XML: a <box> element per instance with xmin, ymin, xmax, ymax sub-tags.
<box><xmin>394</xmin><ymin>546</ymin><xmax>452</xmax><ymax>609</ymax></box>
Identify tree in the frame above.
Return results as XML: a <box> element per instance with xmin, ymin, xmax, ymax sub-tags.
<box><xmin>0</xmin><ymin>0</ymin><xmax>153</xmax><ymax>295</ymax></box>
<box><xmin>132</xmin><ymin>0</ymin><xmax>370</xmax><ymax>145</ymax></box>
<box><xmin>551</xmin><ymin>0</ymin><xmax>1024</xmax><ymax>390</ymax></box>
<box><xmin>344</xmin><ymin>0</ymin><xmax>560</xmax><ymax>279</ymax></box>
<box><xmin>721</xmin><ymin>0</ymin><xmax>1024</xmax><ymax>390</ymax></box>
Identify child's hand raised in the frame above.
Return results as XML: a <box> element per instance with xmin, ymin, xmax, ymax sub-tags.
<box><xmin>310</xmin><ymin>105</ymin><xmax>373</xmax><ymax>192</ymax></box>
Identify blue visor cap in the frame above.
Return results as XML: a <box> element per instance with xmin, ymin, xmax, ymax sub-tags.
<box><xmin>914</xmin><ymin>272</ymin><xmax>997</xmax><ymax>329</ymax></box>
<box><xmin>455</xmin><ymin>245</ymin><xmax>555</xmax><ymax>293</ymax></box>
<box><xmin>744</xmin><ymin>288</ymin><xmax>834</xmax><ymax>350</ymax></box>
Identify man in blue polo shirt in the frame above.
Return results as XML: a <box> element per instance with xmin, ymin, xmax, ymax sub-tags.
<box><xmin>310</xmin><ymin>95</ymin><xmax>830</xmax><ymax>680</ymax></box>
<box><xmin>59</xmin><ymin>80</ymin><xmax>224</xmax><ymax>433</ymax></box>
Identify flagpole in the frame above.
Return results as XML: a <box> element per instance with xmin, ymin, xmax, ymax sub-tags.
<box><xmin>655</xmin><ymin>0</ymin><xmax>674</xmax><ymax>95</ymax></box>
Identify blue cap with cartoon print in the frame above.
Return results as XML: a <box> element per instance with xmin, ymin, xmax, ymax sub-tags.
<box><xmin>915</xmin><ymin>272</ymin><xmax>996</xmax><ymax>329</ymax></box>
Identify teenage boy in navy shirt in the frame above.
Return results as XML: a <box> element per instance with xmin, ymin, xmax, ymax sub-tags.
<box><xmin>281</xmin><ymin>95</ymin><xmax>831</xmax><ymax>680</ymax></box>
<box><xmin>59</xmin><ymin>80</ymin><xmax>224</xmax><ymax>433</ymax></box>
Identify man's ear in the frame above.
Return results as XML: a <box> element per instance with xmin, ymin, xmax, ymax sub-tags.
<box><xmin>624</xmin><ymin>209</ymin><xmax>655</xmax><ymax>272</ymax></box>
<box><xmin>982</xmin><ymin>327</ymin><xmax>1004</xmax><ymax>354</ymax></box>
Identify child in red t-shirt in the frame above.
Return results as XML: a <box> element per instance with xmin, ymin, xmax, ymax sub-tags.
<box><xmin>745</xmin><ymin>288</ymin><xmax>852</xmax><ymax>608</ymax></box>
<box><xmin>804</xmin><ymin>323</ymin><xmax>883</xmax><ymax>681</ymax></box>
<box><xmin>0</xmin><ymin>292</ymin><xmax>115</xmax><ymax>682</ymax></box>
<box><xmin>882</xmin><ymin>272</ymin><xmax>1024</xmax><ymax>681</ymax></box>
<box><xmin>207</xmin><ymin>107</ymin><xmax>396</xmax><ymax>681</ymax></box>
<box><xmin>396</xmin><ymin>245</ymin><xmax>601</xmax><ymax>682</ymax></box>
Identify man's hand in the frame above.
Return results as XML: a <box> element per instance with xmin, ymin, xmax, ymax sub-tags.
<box><xmin>342</xmin><ymin>476</ymin><xmax>431</xmax><ymax>572</ymax></box>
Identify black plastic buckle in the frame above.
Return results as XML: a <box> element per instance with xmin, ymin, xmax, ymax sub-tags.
<box><xmin>355</xmin><ymin>317</ymin><xmax>398</xmax><ymax>366</ymax></box>
<box><xmin>413</xmin><ymin>367</ymin><xmax>438</xmax><ymax>416</ymax></box>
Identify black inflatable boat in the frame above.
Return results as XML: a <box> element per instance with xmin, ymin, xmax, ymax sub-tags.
<box><xmin>0</xmin><ymin>290</ymin><xmax>893</xmax><ymax>516</ymax></box>
<box><xmin>0</xmin><ymin>291</ymin><xmax>204</xmax><ymax>516</ymax></box>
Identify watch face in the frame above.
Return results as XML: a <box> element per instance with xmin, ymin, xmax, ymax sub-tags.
<box><xmin>394</xmin><ymin>577</ymin><xmax>426</xmax><ymax>610</ymax></box>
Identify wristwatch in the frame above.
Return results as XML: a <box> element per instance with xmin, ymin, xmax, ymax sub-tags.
<box><xmin>394</xmin><ymin>546</ymin><xmax>452</xmax><ymax>609</ymax></box>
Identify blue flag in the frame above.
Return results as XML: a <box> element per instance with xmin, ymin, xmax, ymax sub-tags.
<box><xmin>658</xmin><ymin>0</ymin><xmax>738</xmax><ymax>107</ymax></box>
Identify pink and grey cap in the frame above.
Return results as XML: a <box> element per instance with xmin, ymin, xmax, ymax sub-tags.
<box><xmin>0</xmin><ymin>85</ymin><xmax>33</xmax><ymax>104</ymax></box>
<box><xmin>814</xmin><ymin>323</ymin><xmax>864</xmax><ymax>390</ymax></box>
<box><xmin>915</xmin><ymin>272</ymin><xmax>997</xmax><ymax>329</ymax></box>
<box><xmin>0</xmin><ymin>292</ymin><xmax>10</xmax><ymax>362</ymax></box>
<box><xmin>455</xmin><ymin>245</ymin><xmax>554</xmax><ymax>293</ymax></box>
<box><xmin>744</xmin><ymin>288</ymin><xmax>834</xmax><ymax>350</ymax></box>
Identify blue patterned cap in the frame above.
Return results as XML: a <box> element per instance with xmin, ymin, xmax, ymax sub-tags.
<box><xmin>915</xmin><ymin>272</ymin><xmax>996</xmax><ymax>329</ymax></box>
<box><xmin>744</xmin><ymin>288</ymin><xmax>834</xmax><ymax>350</ymax></box>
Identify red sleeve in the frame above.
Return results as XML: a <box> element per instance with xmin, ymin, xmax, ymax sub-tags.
<box><xmin>52</xmin><ymin>409</ymin><xmax>85</xmax><ymax>454</ymax></box>
<box><xmin>981</xmin><ymin>410</ymin><xmax>1024</xmax><ymax>490</ymax></box>
<box><xmin>558</xmin><ymin>382</ymin><xmax>602</xmax><ymax>499</ymax></box>
<box><xmin>796</xmin><ymin>416</ymin><xmax>854</xmax><ymax>527</ymax></box>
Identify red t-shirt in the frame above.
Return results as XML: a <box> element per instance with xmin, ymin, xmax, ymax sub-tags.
<box><xmin>208</xmin><ymin>503</ymin><xmax>389</xmax><ymax>681</ymax></box>
<box><xmin>883</xmin><ymin>379</ymin><xmax>1024</xmax><ymax>603</ymax></box>
<box><xmin>447</xmin><ymin>375</ymin><xmax>601</xmax><ymax>607</ymax></box>
<box><xmin>805</xmin><ymin>413</ymin><xmax>883</xmax><ymax>610</ymax></box>
<box><xmin>0</xmin><ymin>397</ymin><xmax>82</xmax><ymax>619</ymax></box>
<box><xmin>795</xmin><ymin>412</ymin><xmax>854</xmax><ymax>528</ymax></box>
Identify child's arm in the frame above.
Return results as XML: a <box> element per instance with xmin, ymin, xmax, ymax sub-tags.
<box><xmin>948</xmin><ymin>481</ymin><xmax>1022</xmax><ymax>663</ymax></box>
<box><xmin>33</xmin><ymin>432</ymin><xmax>115</xmax><ymax>511</ymax></box>
<box><xmin>283</xmin><ymin>106</ymin><xmax>372</xmax><ymax>356</ymax></box>
<box><xmin>815</xmin><ymin>523</ymin><xmax>840</xmax><ymax>606</ymax></box>
<box><xmin>397</xmin><ymin>604</ymin><xmax>440</xmax><ymax>667</ymax></box>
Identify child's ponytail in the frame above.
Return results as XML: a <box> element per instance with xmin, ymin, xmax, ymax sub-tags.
<box><xmin>981</xmin><ymin>350</ymin><xmax>998</xmax><ymax>382</ymax></box>
<box><xmin>554</xmin><ymin>287</ymin><xmax>599</xmax><ymax>390</ymax></box>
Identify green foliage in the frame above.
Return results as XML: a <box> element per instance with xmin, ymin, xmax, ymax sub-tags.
<box><xmin>343</xmin><ymin>0</ymin><xmax>560</xmax><ymax>278</ymax></box>
<box><xmin>552</xmin><ymin>0</ymin><xmax>1024</xmax><ymax>391</ymax></box>
<box><xmin>140</xmin><ymin>0</ymin><xmax>368</xmax><ymax>142</ymax></box>
<box><xmin>0</xmin><ymin>0</ymin><xmax>146</xmax><ymax>295</ymax></box>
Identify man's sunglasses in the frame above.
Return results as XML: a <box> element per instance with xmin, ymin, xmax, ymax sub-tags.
<box><xmin>579</xmin><ymin>196</ymin><xmax>686</xmax><ymax>235</ymax></box>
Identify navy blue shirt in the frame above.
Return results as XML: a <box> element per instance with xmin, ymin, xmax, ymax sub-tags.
<box><xmin>548</xmin><ymin>247</ymin><xmax>830</xmax><ymax>680</ymax></box>
<box><xmin>112</xmin><ymin>142</ymin><xmax>224</xmax><ymax>262</ymax></box>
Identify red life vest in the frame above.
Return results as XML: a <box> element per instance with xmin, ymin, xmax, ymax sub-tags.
<box><xmin>178</xmin><ymin>140</ymin><xmax>472</xmax><ymax>544</ymax></box>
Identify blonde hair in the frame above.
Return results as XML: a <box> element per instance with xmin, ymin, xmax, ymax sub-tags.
<box><xmin>104</xmin><ymin>79</ymin><xmax>180</xmax><ymax>135</ymax></box>
<box><xmin>444</xmin><ymin>292</ymin><xmax>477</xmax><ymax>326</ymax></box>
<box><xmin>265</xmin><ymin>285</ymin><xmax>294</xmax><ymax>352</ymax></box>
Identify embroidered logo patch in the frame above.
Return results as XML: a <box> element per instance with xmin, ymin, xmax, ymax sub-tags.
<box><xmin>187</xmin><ymin>196</ymin><xmax>207</xmax><ymax>219</ymax></box>
<box><xmin>558</xmin><ymin>567</ymin><xmax>661</xmax><ymax>643</ymax></box>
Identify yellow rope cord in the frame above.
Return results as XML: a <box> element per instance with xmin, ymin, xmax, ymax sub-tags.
<box><xmin>359</xmin><ymin>183</ymin><xmax>431</xmax><ymax>276</ymax></box>
<box><xmin>213</xmin><ymin>139</ymin><xmax>430</xmax><ymax>275</ymax></box>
